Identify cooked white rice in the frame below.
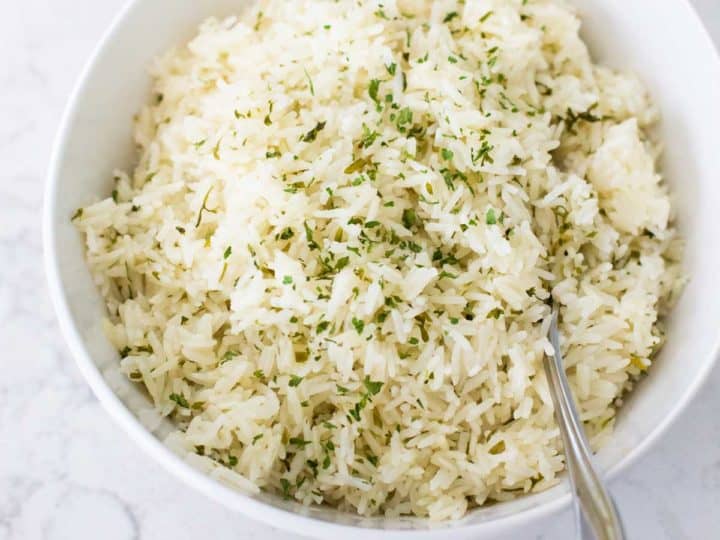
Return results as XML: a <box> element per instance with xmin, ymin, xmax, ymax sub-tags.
<box><xmin>74</xmin><ymin>0</ymin><xmax>683</xmax><ymax>520</ymax></box>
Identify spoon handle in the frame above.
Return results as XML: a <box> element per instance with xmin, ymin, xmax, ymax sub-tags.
<box><xmin>546</xmin><ymin>308</ymin><xmax>626</xmax><ymax>540</ymax></box>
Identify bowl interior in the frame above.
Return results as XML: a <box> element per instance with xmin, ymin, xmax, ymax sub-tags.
<box><xmin>46</xmin><ymin>0</ymin><xmax>720</xmax><ymax>537</ymax></box>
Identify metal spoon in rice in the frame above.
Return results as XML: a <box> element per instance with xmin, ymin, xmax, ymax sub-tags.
<box><xmin>545</xmin><ymin>304</ymin><xmax>626</xmax><ymax>540</ymax></box>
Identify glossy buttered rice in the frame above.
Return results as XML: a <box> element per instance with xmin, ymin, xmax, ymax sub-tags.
<box><xmin>74</xmin><ymin>0</ymin><xmax>683</xmax><ymax>520</ymax></box>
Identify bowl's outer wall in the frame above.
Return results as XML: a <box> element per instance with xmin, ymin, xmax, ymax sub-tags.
<box><xmin>45</xmin><ymin>0</ymin><xmax>720</xmax><ymax>538</ymax></box>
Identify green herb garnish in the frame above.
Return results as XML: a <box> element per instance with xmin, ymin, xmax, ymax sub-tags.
<box><xmin>402</xmin><ymin>208</ymin><xmax>417</xmax><ymax>229</ymax></box>
<box><xmin>344</xmin><ymin>158</ymin><xmax>369</xmax><ymax>174</ymax></box>
<box><xmin>486</xmin><ymin>208</ymin><xmax>497</xmax><ymax>225</ymax></box>
<box><xmin>304</xmin><ymin>221</ymin><xmax>319</xmax><ymax>250</ymax></box>
<box><xmin>351</xmin><ymin>317</ymin><xmax>365</xmax><ymax>335</ymax></box>
<box><xmin>195</xmin><ymin>186</ymin><xmax>216</xmax><ymax>228</ymax></box>
<box><xmin>395</xmin><ymin>107</ymin><xmax>413</xmax><ymax>132</ymax></box>
<box><xmin>487</xmin><ymin>307</ymin><xmax>504</xmax><ymax>319</ymax></box>
<box><xmin>289</xmin><ymin>436</ymin><xmax>312</xmax><ymax>448</ymax></box>
<box><xmin>169</xmin><ymin>393</ymin><xmax>189</xmax><ymax>408</ymax></box>
<box><xmin>360</xmin><ymin>124</ymin><xmax>380</xmax><ymax>148</ymax></box>
<box><xmin>302</xmin><ymin>121</ymin><xmax>326</xmax><ymax>143</ymax></box>
<box><xmin>317</xmin><ymin>321</ymin><xmax>330</xmax><ymax>333</ymax></box>
<box><xmin>368</xmin><ymin>79</ymin><xmax>381</xmax><ymax>104</ymax></box>
<box><xmin>280</xmin><ymin>478</ymin><xmax>291</xmax><ymax>499</ymax></box>
<box><xmin>304</xmin><ymin>68</ymin><xmax>315</xmax><ymax>96</ymax></box>
<box><xmin>363</xmin><ymin>376</ymin><xmax>383</xmax><ymax>396</ymax></box>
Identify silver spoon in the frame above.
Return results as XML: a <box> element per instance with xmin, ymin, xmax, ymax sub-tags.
<box><xmin>545</xmin><ymin>304</ymin><xmax>626</xmax><ymax>540</ymax></box>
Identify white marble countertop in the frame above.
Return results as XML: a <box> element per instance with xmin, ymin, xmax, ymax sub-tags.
<box><xmin>2</xmin><ymin>1</ymin><xmax>719</xmax><ymax>539</ymax></box>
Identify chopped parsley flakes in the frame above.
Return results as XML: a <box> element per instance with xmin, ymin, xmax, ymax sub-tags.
<box><xmin>302</xmin><ymin>121</ymin><xmax>326</xmax><ymax>143</ymax></box>
<box><xmin>169</xmin><ymin>393</ymin><xmax>189</xmax><ymax>408</ymax></box>
<box><xmin>351</xmin><ymin>317</ymin><xmax>365</xmax><ymax>335</ymax></box>
<box><xmin>486</xmin><ymin>208</ymin><xmax>497</xmax><ymax>225</ymax></box>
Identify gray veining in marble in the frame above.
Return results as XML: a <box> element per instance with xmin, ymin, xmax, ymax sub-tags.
<box><xmin>1</xmin><ymin>1</ymin><xmax>719</xmax><ymax>538</ymax></box>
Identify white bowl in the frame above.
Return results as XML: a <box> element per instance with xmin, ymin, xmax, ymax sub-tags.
<box><xmin>44</xmin><ymin>1</ymin><xmax>720</xmax><ymax>538</ymax></box>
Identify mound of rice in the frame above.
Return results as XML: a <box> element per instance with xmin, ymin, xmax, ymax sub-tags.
<box><xmin>74</xmin><ymin>0</ymin><xmax>683</xmax><ymax>520</ymax></box>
